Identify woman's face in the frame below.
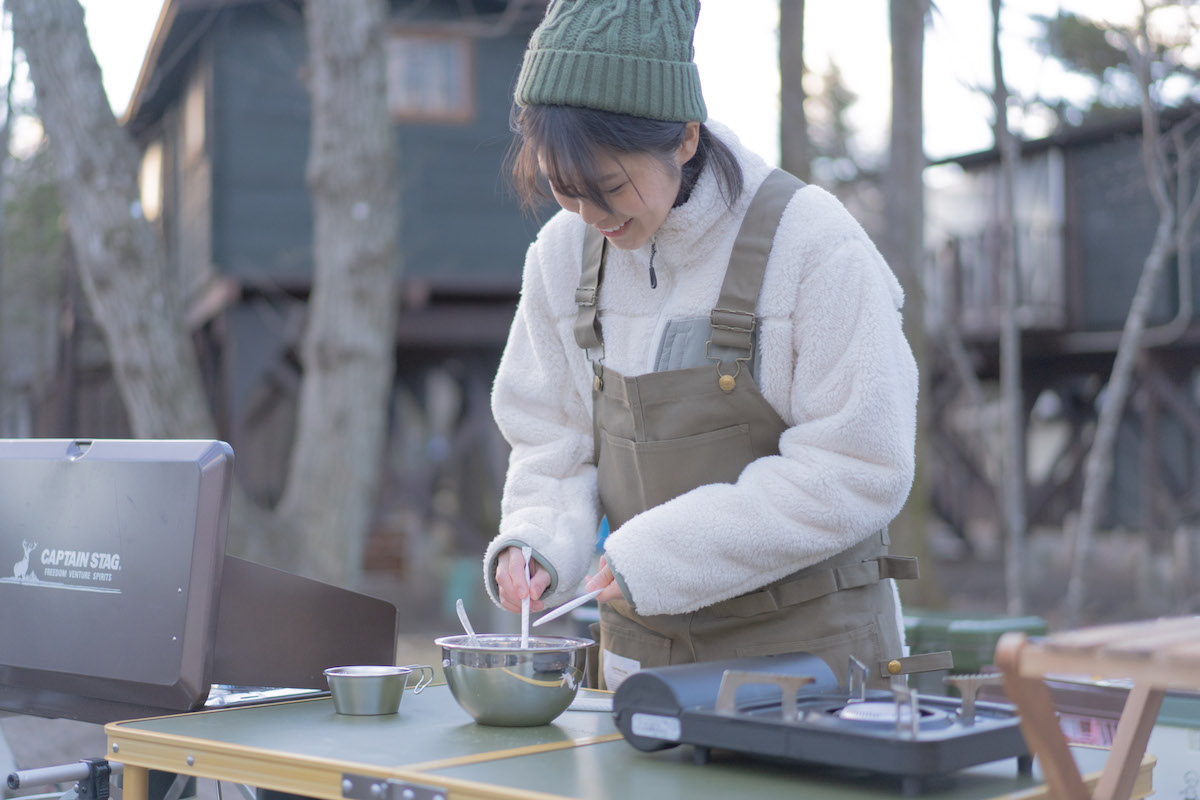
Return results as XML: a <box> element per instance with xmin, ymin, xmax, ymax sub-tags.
<box><xmin>542</xmin><ymin>122</ymin><xmax>699</xmax><ymax>251</ymax></box>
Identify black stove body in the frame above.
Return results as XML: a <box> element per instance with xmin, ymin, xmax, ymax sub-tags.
<box><xmin>612</xmin><ymin>653</ymin><xmax>1032</xmax><ymax>795</ymax></box>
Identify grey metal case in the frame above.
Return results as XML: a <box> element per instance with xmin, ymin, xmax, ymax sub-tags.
<box><xmin>0</xmin><ymin>439</ymin><xmax>398</xmax><ymax>723</ymax></box>
<box><xmin>0</xmin><ymin>439</ymin><xmax>233</xmax><ymax>718</ymax></box>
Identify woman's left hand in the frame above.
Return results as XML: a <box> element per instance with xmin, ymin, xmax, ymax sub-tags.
<box><xmin>584</xmin><ymin>556</ymin><xmax>623</xmax><ymax>603</ymax></box>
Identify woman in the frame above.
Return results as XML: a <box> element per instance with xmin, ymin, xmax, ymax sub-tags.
<box><xmin>484</xmin><ymin>0</ymin><xmax>920</xmax><ymax>691</ymax></box>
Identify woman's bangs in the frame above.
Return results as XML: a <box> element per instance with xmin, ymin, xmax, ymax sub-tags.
<box><xmin>522</xmin><ymin>108</ymin><xmax>610</xmax><ymax>212</ymax></box>
<box><xmin>537</xmin><ymin>152</ymin><xmax>586</xmax><ymax>202</ymax></box>
<box><xmin>538</xmin><ymin>140</ymin><xmax>612</xmax><ymax>213</ymax></box>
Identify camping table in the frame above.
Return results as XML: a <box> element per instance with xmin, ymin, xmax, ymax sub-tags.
<box><xmin>996</xmin><ymin>615</ymin><xmax>1200</xmax><ymax>800</ymax></box>
<box><xmin>105</xmin><ymin>685</ymin><xmax>1154</xmax><ymax>800</ymax></box>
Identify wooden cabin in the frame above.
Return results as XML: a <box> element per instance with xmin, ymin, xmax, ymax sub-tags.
<box><xmin>925</xmin><ymin>107</ymin><xmax>1200</xmax><ymax>556</ymax></box>
<box><xmin>121</xmin><ymin>0</ymin><xmax>550</xmax><ymax>572</ymax></box>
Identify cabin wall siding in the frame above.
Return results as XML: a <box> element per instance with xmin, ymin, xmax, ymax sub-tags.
<box><xmin>1070</xmin><ymin>135</ymin><xmax>1177</xmax><ymax>331</ymax></box>
<box><xmin>203</xmin><ymin>5</ymin><xmax>538</xmax><ymax>289</ymax></box>
<box><xmin>210</xmin><ymin>9</ymin><xmax>313</xmax><ymax>282</ymax></box>
<box><xmin>393</xmin><ymin>31</ymin><xmax>542</xmax><ymax>285</ymax></box>
<box><xmin>172</xmin><ymin>46</ymin><xmax>216</xmax><ymax>301</ymax></box>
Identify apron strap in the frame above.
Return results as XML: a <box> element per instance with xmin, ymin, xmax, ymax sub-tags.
<box><xmin>574</xmin><ymin>169</ymin><xmax>804</xmax><ymax>354</ymax></box>
<box><xmin>573</xmin><ymin>225</ymin><xmax>608</xmax><ymax>351</ymax></box>
<box><xmin>878</xmin><ymin>650</ymin><xmax>955</xmax><ymax>679</ymax></box>
<box><xmin>708</xmin><ymin>554</ymin><xmax>918</xmax><ymax>618</ymax></box>
<box><xmin>709</xmin><ymin>169</ymin><xmax>806</xmax><ymax>352</ymax></box>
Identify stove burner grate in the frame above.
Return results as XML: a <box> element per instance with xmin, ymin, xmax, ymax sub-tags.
<box><xmin>834</xmin><ymin>701</ymin><xmax>953</xmax><ymax>729</ymax></box>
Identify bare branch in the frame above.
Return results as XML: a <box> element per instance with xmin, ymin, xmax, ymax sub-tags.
<box><xmin>1063</xmin><ymin>3</ymin><xmax>1185</xmax><ymax>625</ymax></box>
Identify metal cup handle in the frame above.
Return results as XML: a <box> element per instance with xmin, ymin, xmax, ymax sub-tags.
<box><xmin>399</xmin><ymin>663</ymin><xmax>435</xmax><ymax>695</ymax></box>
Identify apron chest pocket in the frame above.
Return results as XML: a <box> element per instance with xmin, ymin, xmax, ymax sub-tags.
<box><xmin>598</xmin><ymin>424</ymin><xmax>754</xmax><ymax>527</ymax></box>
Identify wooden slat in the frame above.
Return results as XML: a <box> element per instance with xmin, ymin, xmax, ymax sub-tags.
<box><xmin>1093</xmin><ymin>622</ymin><xmax>1200</xmax><ymax>658</ymax></box>
<box><xmin>1159</xmin><ymin>638</ymin><xmax>1200</xmax><ymax>668</ymax></box>
<box><xmin>1091</xmin><ymin>685</ymin><xmax>1165</xmax><ymax>800</ymax></box>
<box><xmin>1017</xmin><ymin>646</ymin><xmax>1199</xmax><ymax>688</ymax></box>
<box><xmin>400</xmin><ymin>734</ymin><xmax>625</xmax><ymax>772</ymax></box>
<box><xmin>995</xmin><ymin>633</ymin><xmax>1092</xmax><ymax>800</ymax></box>
<box><xmin>1042</xmin><ymin>618</ymin><xmax>1200</xmax><ymax>654</ymax></box>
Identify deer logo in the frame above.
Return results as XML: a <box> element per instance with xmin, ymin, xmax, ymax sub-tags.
<box><xmin>12</xmin><ymin>539</ymin><xmax>37</xmax><ymax>581</ymax></box>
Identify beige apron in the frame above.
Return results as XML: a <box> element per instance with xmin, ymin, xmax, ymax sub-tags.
<box><xmin>573</xmin><ymin>170</ymin><xmax>917</xmax><ymax>690</ymax></box>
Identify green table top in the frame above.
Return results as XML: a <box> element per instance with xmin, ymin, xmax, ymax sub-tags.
<box><xmin>430</xmin><ymin>739</ymin><xmax>1073</xmax><ymax>800</ymax></box>
<box><xmin>111</xmin><ymin>685</ymin><xmax>615</xmax><ymax>772</ymax></box>
<box><xmin>106</xmin><ymin>685</ymin><xmax>1152</xmax><ymax>800</ymax></box>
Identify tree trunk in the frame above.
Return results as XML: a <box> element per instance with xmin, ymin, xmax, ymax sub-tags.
<box><xmin>1064</xmin><ymin>10</ymin><xmax>1200</xmax><ymax>625</ymax></box>
<box><xmin>1064</xmin><ymin>51</ymin><xmax>1177</xmax><ymax>626</ymax></box>
<box><xmin>991</xmin><ymin>0</ymin><xmax>1027</xmax><ymax>616</ymax></box>
<box><xmin>9</xmin><ymin>0</ymin><xmax>215</xmax><ymax>440</ymax></box>
<box><xmin>884</xmin><ymin>0</ymin><xmax>938</xmax><ymax>606</ymax></box>
<box><xmin>272</xmin><ymin>0</ymin><xmax>400</xmax><ymax>585</ymax></box>
<box><xmin>11</xmin><ymin>0</ymin><xmax>402</xmax><ymax>588</ymax></box>
<box><xmin>1065</xmin><ymin>222</ymin><xmax>1174</xmax><ymax>626</ymax></box>
<box><xmin>0</xmin><ymin>45</ymin><xmax>19</xmax><ymax>436</ymax></box>
<box><xmin>779</xmin><ymin>0</ymin><xmax>810</xmax><ymax>180</ymax></box>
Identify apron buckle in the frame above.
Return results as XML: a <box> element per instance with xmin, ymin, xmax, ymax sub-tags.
<box><xmin>706</xmin><ymin>340</ymin><xmax>751</xmax><ymax>393</ymax></box>
<box><xmin>715</xmin><ymin>360</ymin><xmax>744</xmax><ymax>393</ymax></box>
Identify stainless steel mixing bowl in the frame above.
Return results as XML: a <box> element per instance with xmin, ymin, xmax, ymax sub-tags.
<box><xmin>435</xmin><ymin>633</ymin><xmax>593</xmax><ymax>726</ymax></box>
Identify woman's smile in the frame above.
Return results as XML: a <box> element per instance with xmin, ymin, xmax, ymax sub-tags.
<box><xmin>598</xmin><ymin>220</ymin><xmax>631</xmax><ymax>238</ymax></box>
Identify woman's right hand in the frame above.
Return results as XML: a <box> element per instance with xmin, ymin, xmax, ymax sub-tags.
<box><xmin>495</xmin><ymin>546</ymin><xmax>550</xmax><ymax>614</ymax></box>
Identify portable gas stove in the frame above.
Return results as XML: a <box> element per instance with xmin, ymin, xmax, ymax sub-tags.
<box><xmin>612</xmin><ymin>652</ymin><xmax>1032</xmax><ymax>796</ymax></box>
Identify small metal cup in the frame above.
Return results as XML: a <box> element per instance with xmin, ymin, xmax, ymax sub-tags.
<box><xmin>324</xmin><ymin>664</ymin><xmax>435</xmax><ymax>715</ymax></box>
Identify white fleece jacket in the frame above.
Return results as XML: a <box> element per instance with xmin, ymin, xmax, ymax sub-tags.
<box><xmin>485</xmin><ymin>122</ymin><xmax>918</xmax><ymax>617</ymax></box>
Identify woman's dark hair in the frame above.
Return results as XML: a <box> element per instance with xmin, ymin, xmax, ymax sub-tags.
<box><xmin>508</xmin><ymin>104</ymin><xmax>743</xmax><ymax>216</ymax></box>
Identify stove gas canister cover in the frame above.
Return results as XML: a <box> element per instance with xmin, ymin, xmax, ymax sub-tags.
<box><xmin>631</xmin><ymin>713</ymin><xmax>682</xmax><ymax>742</ymax></box>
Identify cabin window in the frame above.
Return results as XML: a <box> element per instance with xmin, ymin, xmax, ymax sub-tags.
<box><xmin>139</xmin><ymin>140</ymin><xmax>164</xmax><ymax>223</ymax></box>
<box><xmin>386</xmin><ymin>32</ymin><xmax>474</xmax><ymax>123</ymax></box>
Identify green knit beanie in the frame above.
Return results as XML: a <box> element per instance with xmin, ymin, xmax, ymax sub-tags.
<box><xmin>515</xmin><ymin>0</ymin><xmax>708</xmax><ymax>123</ymax></box>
